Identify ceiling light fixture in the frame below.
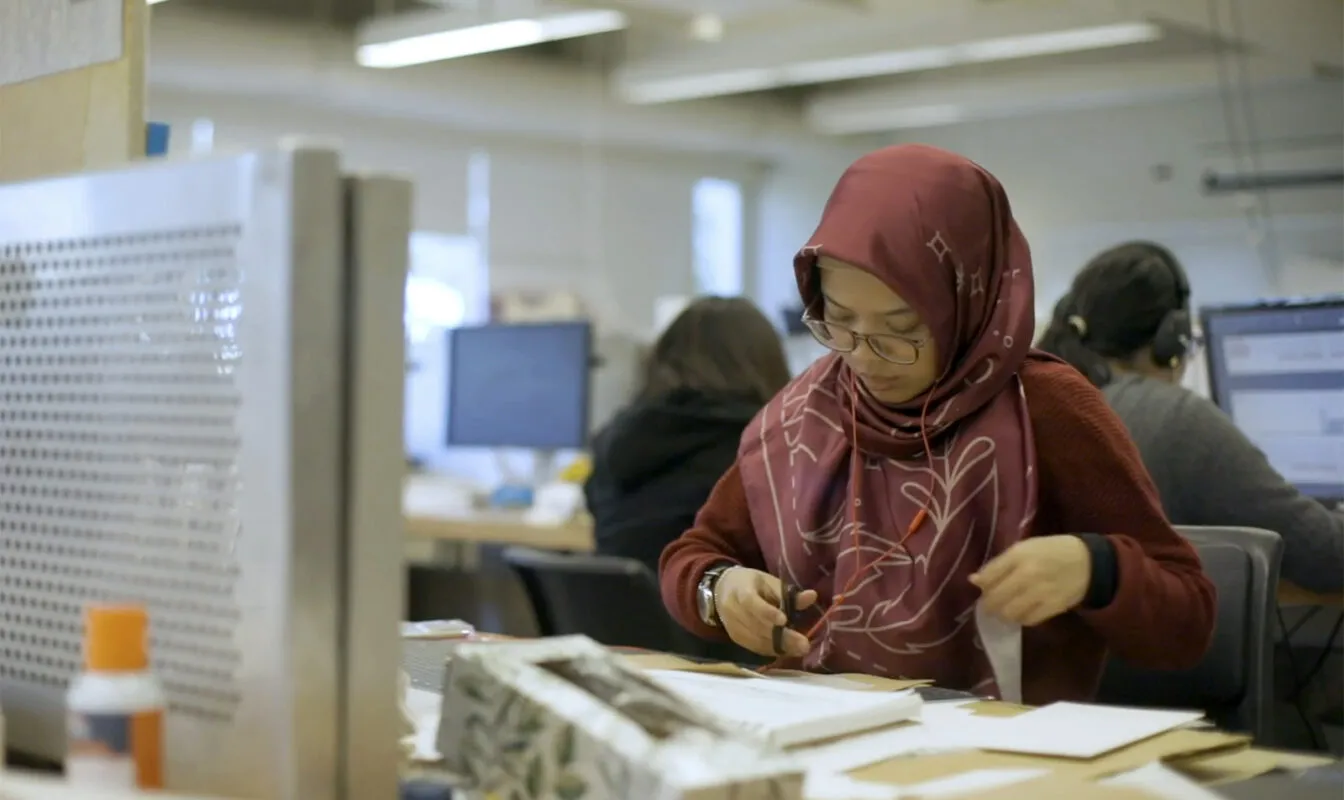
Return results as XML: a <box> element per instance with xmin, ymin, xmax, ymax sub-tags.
<box><xmin>356</xmin><ymin>6</ymin><xmax>628</xmax><ymax>69</ymax></box>
<box><xmin>618</xmin><ymin>21</ymin><xmax>1163</xmax><ymax>104</ymax></box>
<box><xmin>689</xmin><ymin>13</ymin><xmax>725</xmax><ymax>42</ymax></box>
<box><xmin>810</xmin><ymin>103</ymin><xmax>968</xmax><ymax>135</ymax></box>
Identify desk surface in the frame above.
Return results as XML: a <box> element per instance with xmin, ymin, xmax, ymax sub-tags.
<box><xmin>404</xmin><ymin>498</ymin><xmax>594</xmax><ymax>552</ymax></box>
<box><xmin>401</xmin><ymin>638</ymin><xmax>1338</xmax><ymax>799</ymax></box>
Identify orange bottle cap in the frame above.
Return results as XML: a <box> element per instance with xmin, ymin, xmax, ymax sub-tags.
<box><xmin>85</xmin><ymin>605</ymin><xmax>150</xmax><ymax>672</ymax></box>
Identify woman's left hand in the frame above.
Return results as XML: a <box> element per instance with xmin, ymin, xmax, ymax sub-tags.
<box><xmin>970</xmin><ymin>535</ymin><xmax>1092</xmax><ymax>626</ymax></box>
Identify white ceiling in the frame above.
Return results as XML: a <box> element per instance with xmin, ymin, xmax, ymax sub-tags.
<box><xmin>604</xmin><ymin>0</ymin><xmax>1342</xmax><ymax>131</ymax></box>
<box><xmin>162</xmin><ymin>0</ymin><xmax>1344</xmax><ymax>136</ymax></box>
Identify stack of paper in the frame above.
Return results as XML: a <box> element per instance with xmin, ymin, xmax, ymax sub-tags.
<box><xmin>645</xmin><ymin>669</ymin><xmax>923</xmax><ymax>749</ymax></box>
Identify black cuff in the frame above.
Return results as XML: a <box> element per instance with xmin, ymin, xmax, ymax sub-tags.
<box><xmin>1077</xmin><ymin>533</ymin><xmax>1118</xmax><ymax>609</ymax></box>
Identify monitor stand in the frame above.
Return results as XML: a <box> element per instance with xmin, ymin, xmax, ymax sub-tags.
<box><xmin>488</xmin><ymin>448</ymin><xmax>557</xmax><ymax>508</ymax></box>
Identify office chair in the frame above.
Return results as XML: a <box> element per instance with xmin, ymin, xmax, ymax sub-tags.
<box><xmin>1097</xmin><ymin>525</ymin><xmax>1283</xmax><ymax>742</ymax></box>
<box><xmin>501</xmin><ymin>547</ymin><xmax>752</xmax><ymax>662</ymax></box>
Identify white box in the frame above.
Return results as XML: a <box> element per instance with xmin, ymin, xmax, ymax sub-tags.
<box><xmin>437</xmin><ymin>636</ymin><xmax>803</xmax><ymax>800</ymax></box>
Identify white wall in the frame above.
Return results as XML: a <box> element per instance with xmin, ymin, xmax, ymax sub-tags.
<box><xmin>754</xmin><ymin>83</ymin><xmax>1342</xmax><ymax>323</ymax></box>
<box><xmin>886</xmin><ymin>82</ymin><xmax>1344</xmax><ymax>314</ymax></box>
<box><xmin>150</xmin><ymin>89</ymin><xmax>768</xmax><ymax>338</ymax></box>
<box><xmin>485</xmin><ymin>142</ymin><xmax>766</xmax><ymax>335</ymax></box>
<box><xmin>753</xmin><ymin>150</ymin><xmax>870</xmax><ymax>323</ymax></box>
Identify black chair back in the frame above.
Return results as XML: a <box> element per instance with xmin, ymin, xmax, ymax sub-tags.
<box><xmin>502</xmin><ymin>546</ymin><xmax>705</xmax><ymax>655</ymax></box>
<box><xmin>1097</xmin><ymin>526</ymin><xmax>1282</xmax><ymax>741</ymax></box>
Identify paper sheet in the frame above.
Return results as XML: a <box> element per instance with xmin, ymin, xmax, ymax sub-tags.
<box><xmin>903</xmin><ymin>768</ymin><xmax>1051</xmax><ymax>798</ymax></box>
<box><xmin>803</xmin><ymin>772</ymin><xmax>903</xmax><ymax>800</ymax></box>
<box><xmin>974</xmin><ymin>600</ymin><xmax>1022</xmax><ymax>704</ymax></box>
<box><xmin>958</xmin><ymin>702</ymin><xmax>1206</xmax><ymax>759</ymax></box>
<box><xmin>403</xmin><ymin>685</ymin><xmax>444</xmax><ymax>762</ymax></box>
<box><xmin>646</xmin><ymin>669</ymin><xmax>921</xmax><ymax>747</ymax></box>
<box><xmin>1103</xmin><ymin>762</ymin><xmax>1227</xmax><ymax>800</ymax></box>
<box><xmin>790</xmin><ymin>702</ymin><xmax>979</xmax><ymax>774</ymax></box>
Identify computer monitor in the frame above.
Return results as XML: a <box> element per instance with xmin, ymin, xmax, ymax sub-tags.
<box><xmin>0</xmin><ymin>147</ymin><xmax>407</xmax><ymax>798</ymax></box>
<box><xmin>445</xmin><ymin>321</ymin><xmax>593</xmax><ymax>449</ymax></box>
<box><xmin>1202</xmin><ymin>298</ymin><xmax>1344</xmax><ymax>503</ymax></box>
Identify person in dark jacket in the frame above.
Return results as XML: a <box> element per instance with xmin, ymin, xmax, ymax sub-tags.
<box><xmin>584</xmin><ymin>296</ymin><xmax>792</xmax><ymax>574</ymax></box>
<box><xmin>1037</xmin><ymin>241</ymin><xmax>1344</xmax><ymax>593</ymax></box>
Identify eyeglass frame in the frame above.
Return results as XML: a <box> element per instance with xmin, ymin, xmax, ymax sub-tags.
<box><xmin>800</xmin><ymin>310</ymin><xmax>929</xmax><ymax>366</ymax></box>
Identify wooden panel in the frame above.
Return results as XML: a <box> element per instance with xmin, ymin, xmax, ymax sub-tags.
<box><xmin>0</xmin><ymin>0</ymin><xmax>145</xmax><ymax>183</ymax></box>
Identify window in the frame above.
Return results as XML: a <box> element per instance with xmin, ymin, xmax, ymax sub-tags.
<box><xmin>692</xmin><ymin>177</ymin><xmax>744</xmax><ymax>296</ymax></box>
<box><xmin>404</xmin><ymin>149</ymin><xmax>492</xmax><ymax>344</ymax></box>
<box><xmin>405</xmin><ymin>232</ymin><xmax>485</xmax><ymax>344</ymax></box>
<box><xmin>189</xmin><ymin>118</ymin><xmax>215</xmax><ymax>156</ymax></box>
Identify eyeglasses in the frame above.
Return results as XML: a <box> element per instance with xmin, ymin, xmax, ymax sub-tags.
<box><xmin>801</xmin><ymin>312</ymin><xmax>927</xmax><ymax>365</ymax></box>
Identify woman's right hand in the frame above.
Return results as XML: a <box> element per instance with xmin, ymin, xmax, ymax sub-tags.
<box><xmin>715</xmin><ymin>567</ymin><xmax>816</xmax><ymax>658</ymax></box>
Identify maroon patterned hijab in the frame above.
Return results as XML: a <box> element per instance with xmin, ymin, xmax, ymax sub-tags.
<box><xmin>737</xmin><ymin>145</ymin><xmax>1040</xmax><ymax>693</ymax></box>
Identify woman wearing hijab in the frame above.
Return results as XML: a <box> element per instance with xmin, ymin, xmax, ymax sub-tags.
<box><xmin>659</xmin><ymin>145</ymin><xmax>1216</xmax><ymax>704</ymax></box>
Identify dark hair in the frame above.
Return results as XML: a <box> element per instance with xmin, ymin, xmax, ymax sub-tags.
<box><xmin>638</xmin><ymin>296</ymin><xmax>792</xmax><ymax>405</ymax></box>
<box><xmin>1037</xmin><ymin>241</ymin><xmax>1189</xmax><ymax>387</ymax></box>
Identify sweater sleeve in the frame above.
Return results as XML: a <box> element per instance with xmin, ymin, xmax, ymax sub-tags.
<box><xmin>1164</xmin><ymin>392</ymin><xmax>1344</xmax><ymax>593</ymax></box>
<box><xmin>658</xmin><ymin>461</ymin><xmax>767</xmax><ymax>640</ymax></box>
<box><xmin>1027</xmin><ymin>361</ymin><xmax>1217</xmax><ymax>670</ymax></box>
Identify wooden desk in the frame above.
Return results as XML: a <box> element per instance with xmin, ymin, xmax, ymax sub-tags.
<box><xmin>1279</xmin><ymin>582</ymin><xmax>1344</xmax><ymax>608</ymax></box>
<box><xmin>404</xmin><ymin>504</ymin><xmax>595</xmax><ymax>552</ymax></box>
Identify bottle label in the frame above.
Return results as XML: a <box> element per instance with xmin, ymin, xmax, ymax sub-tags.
<box><xmin>66</xmin><ymin>709</ymin><xmax>163</xmax><ymax>789</ymax></box>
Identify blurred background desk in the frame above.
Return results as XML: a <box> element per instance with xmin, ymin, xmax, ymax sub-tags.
<box><xmin>403</xmin><ymin>479</ymin><xmax>594</xmax><ymax>636</ymax></box>
<box><xmin>404</xmin><ymin>503</ymin><xmax>594</xmax><ymax>552</ymax></box>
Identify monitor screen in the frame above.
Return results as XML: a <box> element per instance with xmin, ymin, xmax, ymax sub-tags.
<box><xmin>1202</xmin><ymin>300</ymin><xmax>1344</xmax><ymax>501</ymax></box>
<box><xmin>446</xmin><ymin>322</ymin><xmax>593</xmax><ymax>449</ymax></box>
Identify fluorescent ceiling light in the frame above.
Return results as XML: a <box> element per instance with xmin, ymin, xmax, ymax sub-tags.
<box><xmin>619</xmin><ymin>21</ymin><xmax>1162</xmax><ymax>104</ymax></box>
<box><xmin>147</xmin><ymin>0</ymin><xmax>172</xmax><ymax>4</ymax></box>
<box><xmin>959</xmin><ymin>23</ymin><xmax>1162</xmax><ymax>62</ymax></box>
<box><xmin>811</xmin><ymin>104</ymin><xmax>967</xmax><ymax>135</ymax></box>
<box><xmin>357</xmin><ymin>7</ymin><xmax>627</xmax><ymax>69</ymax></box>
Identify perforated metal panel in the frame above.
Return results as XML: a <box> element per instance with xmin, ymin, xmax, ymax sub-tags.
<box><xmin>0</xmin><ymin>223</ymin><xmax>246</xmax><ymax>716</ymax></box>
<box><xmin>0</xmin><ymin>149</ymin><xmax>351</xmax><ymax>799</ymax></box>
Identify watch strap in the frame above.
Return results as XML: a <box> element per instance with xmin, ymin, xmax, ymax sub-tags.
<box><xmin>700</xmin><ymin>563</ymin><xmax>734</xmax><ymax>626</ymax></box>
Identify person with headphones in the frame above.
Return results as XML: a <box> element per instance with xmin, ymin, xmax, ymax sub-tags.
<box><xmin>1038</xmin><ymin>241</ymin><xmax>1344</xmax><ymax>593</ymax></box>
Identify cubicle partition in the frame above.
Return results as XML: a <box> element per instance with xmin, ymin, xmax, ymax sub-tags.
<box><xmin>0</xmin><ymin>148</ymin><xmax>408</xmax><ymax>799</ymax></box>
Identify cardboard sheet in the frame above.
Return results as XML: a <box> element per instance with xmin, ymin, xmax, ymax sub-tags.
<box><xmin>933</xmin><ymin>774</ymin><xmax>1163</xmax><ymax>799</ymax></box>
<box><xmin>766</xmin><ymin>668</ymin><xmax>931</xmax><ymax>692</ymax></box>
<box><xmin>620</xmin><ymin>654</ymin><xmax>930</xmax><ymax>690</ymax></box>
<box><xmin>849</xmin><ymin>727</ymin><xmax>1249</xmax><ymax>787</ymax></box>
<box><xmin>620</xmin><ymin>652</ymin><xmax>759</xmax><ymax>677</ymax></box>
<box><xmin>1171</xmin><ymin>746</ymin><xmax>1339</xmax><ymax>785</ymax></box>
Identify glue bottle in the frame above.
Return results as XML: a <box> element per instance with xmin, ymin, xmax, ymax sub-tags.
<box><xmin>65</xmin><ymin>604</ymin><xmax>165</xmax><ymax>789</ymax></box>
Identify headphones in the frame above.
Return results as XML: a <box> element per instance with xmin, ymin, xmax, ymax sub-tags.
<box><xmin>1065</xmin><ymin>245</ymin><xmax>1193</xmax><ymax>370</ymax></box>
<box><xmin>1145</xmin><ymin>251</ymin><xmax>1193</xmax><ymax>369</ymax></box>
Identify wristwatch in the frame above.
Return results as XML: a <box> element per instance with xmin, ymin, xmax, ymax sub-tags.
<box><xmin>697</xmin><ymin>564</ymin><xmax>734</xmax><ymax>627</ymax></box>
